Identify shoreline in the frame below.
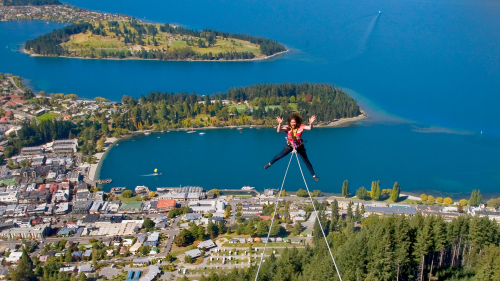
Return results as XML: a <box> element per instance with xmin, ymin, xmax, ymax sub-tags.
<box><xmin>88</xmin><ymin>137</ymin><xmax>119</xmax><ymax>182</ymax></box>
<box><xmin>22</xmin><ymin>48</ymin><xmax>289</xmax><ymax>62</ymax></box>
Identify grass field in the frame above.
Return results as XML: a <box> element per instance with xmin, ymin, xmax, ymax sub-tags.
<box><xmin>37</xmin><ymin>112</ymin><xmax>58</xmax><ymax>121</ymax></box>
<box><xmin>118</xmin><ymin>195</ymin><xmax>144</xmax><ymax>202</ymax></box>
<box><xmin>62</xmin><ymin>21</ymin><xmax>263</xmax><ymax>59</ymax></box>
<box><xmin>227</xmin><ymin>104</ymin><xmax>248</xmax><ymax>114</ymax></box>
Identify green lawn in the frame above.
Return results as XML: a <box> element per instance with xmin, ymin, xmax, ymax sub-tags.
<box><xmin>227</xmin><ymin>104</ymin><xmax>248</xmax><ymax>113</ymax></box>
<box><xmin>63</xmin><ymin>21</ymin><xmax>263</xmax><ymax>59</ymax></box>
<box><xmin>37</xmin><ymin>112</ymin><xmax>58</xmax><ymax>121</ymax></box>
<box><xmin>118</xmin><ymin>195</ymin><xmax>144</xmax><ymax>202</ymax></box>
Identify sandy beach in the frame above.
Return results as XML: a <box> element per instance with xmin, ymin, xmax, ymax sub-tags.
<box><xmin>400</xmin><ymin>193</ymin><xmax>422</xmax><ymax>201</ymax></box>
<box><xmin>87</xmin><ymin>137</ymin><xmax>119</xmax><ymax>181</ymax></box>
<box><xmin>321</xmin><ymin>109</ymin><xmax>367</xmax><ymax>127</ymax></box>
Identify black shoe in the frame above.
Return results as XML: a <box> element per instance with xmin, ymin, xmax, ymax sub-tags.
<box><xmin>313</xmin><ymin>175</ymin><xmax>319</xmax><ymax>181</ymax></box>
<box><xmin>264</xmin><ymin>163</ymin><xmax>271</xmax><ymax>169</ymax></box>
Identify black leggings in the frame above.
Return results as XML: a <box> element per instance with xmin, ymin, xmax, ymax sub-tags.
<box><xmin>269</xmin><ymin>144</ymin><xmax>316</xmax><ymax>176</ymax></box>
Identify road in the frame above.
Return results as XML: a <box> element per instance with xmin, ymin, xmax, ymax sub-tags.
<box><xmin>158</xmin><ymin>216</ymin><xmax>180</xmax><ymax>257</ymax></box>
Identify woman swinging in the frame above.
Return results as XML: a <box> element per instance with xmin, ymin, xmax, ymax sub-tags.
<box><xmin>264</xmin><ymin>113</ymin><xmax>319</xmax><ymax>181</ymax></box>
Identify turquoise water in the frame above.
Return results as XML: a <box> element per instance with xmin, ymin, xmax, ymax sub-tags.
<box><xmin>97</xmin><ymin>127</ymin><xmax>500</xmax><ymax>199</ymax></box>
<box><xmin>0</xmin><ymin>0</ymin><xmax>499</xmax><ymax>197</ymax></box>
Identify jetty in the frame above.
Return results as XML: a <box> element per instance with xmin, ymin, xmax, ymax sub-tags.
<box><xmin>96</xmin><ymin>179</ymin><xmax>112</xmax><ymax>184</ymax></box>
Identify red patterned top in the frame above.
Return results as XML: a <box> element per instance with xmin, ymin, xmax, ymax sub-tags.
<box><xmin>283</xmin><ymin>124</ymin><xmax>305</xmax><ymax>147</ymax></box>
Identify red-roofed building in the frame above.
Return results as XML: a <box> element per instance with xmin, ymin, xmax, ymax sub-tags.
<box><xmin>38</xmin><ymin>184</ymin><xmax>47</xmax><ymax>191</ymax></box>
<box><xmin>157</xmin><ymin>199</ymin><xmax>176</xmax><ymax>212</ymax></box>
<box><xmin>13</xmin><ymin>99</ymin><xmax>27</xmax><ymax>105</ymax></box>
<box><xmin>5</xmin><ymin>101</ymin><xmax>16</xmax><ymax>107</ymax></box>
<box><xmin>259</xmin><ymin>216</ymin><xmax>273</xmax><ymax>220</ymax></box>
<box><xmin>49</xmin><ymin>183</ymin><xmax>58</xmax><ymax>193</ymax></box>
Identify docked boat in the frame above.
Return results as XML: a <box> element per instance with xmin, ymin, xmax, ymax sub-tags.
<box><xmin>135</xmin><ymin>185</ymin><xmax>150</xmax><ymax>194</ymax></box>
<box><xmin>187</xmin><ymin>125</ymin><xmax>196</xmax><ymax>133</ymax></box>
<box><xmin>241</xmin><ymin>186</ymin><xmax>255</xmax><ymax>191</ymax></box>
<box><xmin>144</xmin><ymin>132</ymin><xmax>150</xmax><ymax>135</ymax></box>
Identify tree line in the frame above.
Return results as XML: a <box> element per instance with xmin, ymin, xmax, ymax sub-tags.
<box><xmin>159</xmin><ymin>23</ymin><xmax>286</xmax><ymax>56</ymax></box>
<box><xmin>188</xmin><ymin>212</ymin><xmax>499</xmax><ymax>281</ymax></box>
<box><xmin>112</xmin><ymin>83</ymin><xmax>360</xmax><ymax>132</ymax></box>
<box><xmin>24</xmin><ymin>23</ymin><xmax>93</xmax><ymax>56</ymax></box>
<box><xmin>24</xmin><ymin>20</ymin><xmax>285</xmax><ymax>60</ymax></box>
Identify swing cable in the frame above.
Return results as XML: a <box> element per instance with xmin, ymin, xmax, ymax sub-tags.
<box><xmin>294</xmin><ymin>150</ymin><xmax>343</xmax><ymax>281</ymax></box>
<box><xmin>254</xmin><ymin>151</ymin><xmax>294</xmax><ymax>281</ymax></box>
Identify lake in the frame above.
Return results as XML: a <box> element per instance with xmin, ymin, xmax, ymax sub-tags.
<box><xmin>0</xmin><ymin>0</ymin><xmax>499</xmax><ymax>198</ymax></box>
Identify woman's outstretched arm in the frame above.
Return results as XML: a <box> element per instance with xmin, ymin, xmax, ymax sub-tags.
<box><xmin>303</xmin><ymin>115</ymin><xmax>316</xmax><ymax>130</ymax></box>
<box><xmin>276</xmin><ymin>116</ymin><xmax>284</xmax><ymax>133</ymax></box>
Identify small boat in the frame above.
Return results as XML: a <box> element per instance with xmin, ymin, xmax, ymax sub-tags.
<box><xmin>144</xmin><ymin>132</ymin><xmax>150</xmax><ymax>135</ymax></box>
<box><xmin>187</xmin><ymin>124</ymin><xmax>195</xmax><ymax>133</ymax></box>
<box><xmin>158</xmin><ymin>137</ymin><xmax>160</xmax><ymax>138</ymax></box>
<box><xmin>241</xmin><ymin>186</ymin><xmax>255</xmax><ymax>191</ymax></box>
<box><xmin>199</xmin><ymin>132</ymin><xmax>206</xmax><ymax>135</ymax></box>
<box><xmin>237</xmin><ymin>127</ymin><xmax>243</xmax><ymax>130</ymax></box>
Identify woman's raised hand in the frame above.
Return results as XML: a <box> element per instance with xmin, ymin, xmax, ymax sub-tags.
<box><xmin>309</xmin><ymin>115</ymin><xmax>316</xmax><ymax>124</ymax></box>
<box><xmin>276</xmin><ymin>116</ymin><xmax>283</xmax><ymax>124</ymax></box>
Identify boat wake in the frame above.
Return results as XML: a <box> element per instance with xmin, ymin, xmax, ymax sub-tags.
<box><xmin>348</xmin><ymin>13</ymin><xmax>380</xmax><ymax>59</ymax></box>
<box><xmin>140</xmin><ymin>173</ymin><xmax>160</xmax><ymax>176</ymax></box>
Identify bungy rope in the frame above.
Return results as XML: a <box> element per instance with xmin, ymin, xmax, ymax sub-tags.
<box><xmin>254</xmin><ymin>151</ymin><xmax>293</xmax><ymax>281</ymax></box>
<box><xmin>254</xmin><ymin>149</ymin><xmax>343</xmax><ymax>281</ymax></box>
<box><xmin>294</xmin><ymin>150</ymin><xmax>343</xmax><ymax>281</ymax></box>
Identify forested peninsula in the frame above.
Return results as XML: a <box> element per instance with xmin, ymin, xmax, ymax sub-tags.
<box><xmin>2</xmin><ymin>82</ymin><xmax>361</xmax><ymax>159</ymax></box>
<box><xmin>24</xmin><ymin>20</ymin><xmax>287</xmax><ymax>61</ymax></box>
<box><xmin>115</xmin><ymin>83</ymin><xmax>362</xmax><ymax>130</ymax></box>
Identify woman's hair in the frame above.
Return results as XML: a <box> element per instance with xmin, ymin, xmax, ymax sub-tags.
<box><xmin>288</xmin><ymin>113</ymin><xmax>303</xmax><ymax>127</ymax></box>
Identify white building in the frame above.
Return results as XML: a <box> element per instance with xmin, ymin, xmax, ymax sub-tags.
<box><xmin>6</xmin><ymin>251</ymin><xmax>23</xmax><ymax>263</ymax></box>
<box><xmin>188</xmin><ymin>199</ymin><xmax>226</xmax><ymax>214</ymax></box>
<box><xmin>0</xmin><ymin>191</ymin><xmax>18</xmax><ymax>203</ymax></box>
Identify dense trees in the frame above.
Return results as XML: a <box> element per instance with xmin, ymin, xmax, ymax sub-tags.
<box><xmin>469</xmin><ymin>189</ymin><xmax>482</xmax><ymax>206</ymax></box>
<box><xmin>225</xmin><ymin>83</ymin><xmax>361</xmax><ymax>121</ymax></box>
<box><xmin>356</xmin><ymin>186</ymin><xmax>369</xmax><ymax>200</ymax></box>
<box><xmin>390</xmin><ymin>181</ymin><xmax>401</xmax><ymax>201</ymax></box>
<box><xmin>370</xmin><ymin>180</ymin><xmax>381</xmax><ymax>201</ymax></box>
<box><xmin>9</xmin><ymin>247</ymin><xmax>35</xmax><ymax>281</ymax></box>
<box><xmin>341</xmin><ymin>179</ymin><xmax>349</xmax><ymax>197</ymax></box>
<box><xmin>113</xmin><ymin>83</ymin><xmax>360</xmax><ymax>132</ymax></box>
<box><xmin>158</xmin><ymin>24</ymin><xmax>286</xmax><ymax>56</ymax></box>
<box><xmin>25</xmin><ymin>20</ymin><xmax>285</xmax><ymax>60</ymax></box>
<box><xmin>195</xmin><ymin>214</ymin><xmax>500</xmax><ymax>281</ymax></box>
<box><xmin>173</xmin><ymin>229</ymin><xmax>194</xmax><ymax>247</ymax></box>
<box><xmin>487</xmin><ymin>197</ymin><xmax>500</xmax><ymax>208</ymax></box>
<box><xmin>24</xmin><ymin>23</ymin><xmax>93</xmax><ymax>56</ymax></box>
